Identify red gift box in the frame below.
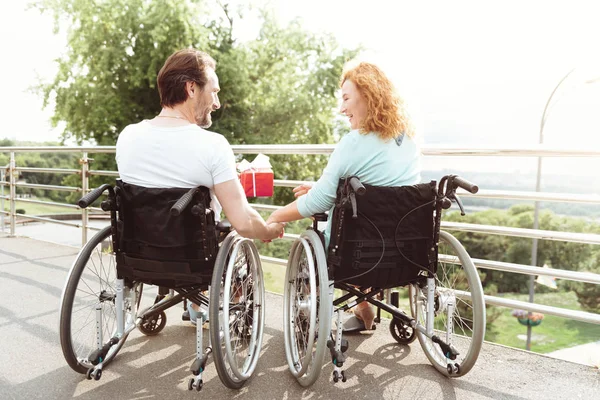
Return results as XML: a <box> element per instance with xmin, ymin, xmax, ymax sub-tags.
<box><xmin>239</xmin><ymin>168</ymin><xmax>274</xmax><ymax>197</ymax></box>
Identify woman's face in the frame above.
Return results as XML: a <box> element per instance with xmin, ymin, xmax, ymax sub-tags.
<box><xmin>340</xmin><ymin>79</ymin><xmax>367</xmax><ymax>130</ymax></box>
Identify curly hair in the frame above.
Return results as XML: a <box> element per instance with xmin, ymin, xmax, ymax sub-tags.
<box><xmin>340</xmin><ymin>62</ymin><xmax>414</xmax><ymax>140</ymax></box>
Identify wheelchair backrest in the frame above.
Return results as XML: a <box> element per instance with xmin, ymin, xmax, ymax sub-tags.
<box><xmin>114</xmin><ymin>180</ymin><xmax>218</xmax><ymax>287</ymax></box>
<box><xmin>328</xmin><ymin>179</ymin><xmax>437</xmax><ymax>289</ymax></box>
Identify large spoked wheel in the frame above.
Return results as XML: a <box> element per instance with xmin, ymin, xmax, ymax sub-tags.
<box><xmin>283</xmin><ymin>229</ymin><xmax>331</xmax><ymax>387</ymax></box>
<box><xmin>59</xmin><ymin>226</ymin><xmax>140</xmax><ymax>374</ymax></box>
<box><xmin>209</xmin><ymin>232</ymin><xmax>265</xmax><ymax>389</ymax></box>
<box><xmin>410</xmin><ymin>230</ymin><xmax>485</xmax><ymax>377</ymax></box>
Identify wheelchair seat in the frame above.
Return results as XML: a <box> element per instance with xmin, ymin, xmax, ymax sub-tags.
<box><xmin>327</xmin><ymin>180</ymin><xmax>437</xmax><ymax>289</ymax></box>
<box><xmin>115</xmin><ymin>180</ymin><xmax>218</xmax><ymax>288</ymax></box>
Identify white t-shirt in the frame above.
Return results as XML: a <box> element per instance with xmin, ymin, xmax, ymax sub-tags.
<box><xmin>116</xmin><ymin>120</ymin><xmax>237</xmax><ymax>218</ymax></box>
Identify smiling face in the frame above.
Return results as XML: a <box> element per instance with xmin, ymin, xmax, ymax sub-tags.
<box><xmin>194</xmin><ymin>67</ymin><xmax>221</xmax><ymax>128</ymax></box>
<box><xmin>339</xmin><ymin>79</ymin><xmax>367</xmax><ymax>130</ymax></box>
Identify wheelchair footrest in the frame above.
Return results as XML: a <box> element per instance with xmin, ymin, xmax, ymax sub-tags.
<box><xmin>432</xmin><ymin>335</ymin><xmax>460</xmax><ymax>360</ymax></box>
<box><xmin>190</xmin><ymin>347</ymin><xmax>212</xmax><ymax>376</ymax></box>
<box><xmin>87</xmin><ymin>337</ymin><xmax>119</xmax><ymax>366</ymax></box>
<box><xmin>327</xmin><ymin>339</ymin><xmax>348</xmax><ymax>367</ymax></box>
<box><xmin>190</xmin><ymin>356</ymin><xmax>208</xmax><ymax>376</ymax></box>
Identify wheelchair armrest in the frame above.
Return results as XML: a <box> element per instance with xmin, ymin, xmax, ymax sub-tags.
<box><xmin>216</xmin><ymin>219</ymin><xmax>232</xmax><ymax>233</ymax></box>
<box><xmin>313</xmin><ymin>213</ymin><xmax>328</xmax><ymax>222</ymax></box>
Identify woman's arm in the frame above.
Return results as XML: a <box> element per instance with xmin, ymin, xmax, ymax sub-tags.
<box><xmin>266</xmin><ymin>200</ymin><xmax>303</xmax><ymax>224</ymax></box>
<box><xmin>268</xmin><ymin>133</ymin><xmax>356</xmax><ymax>224</ymax></box>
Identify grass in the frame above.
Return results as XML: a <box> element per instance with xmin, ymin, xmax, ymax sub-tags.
<box><xmin>263</xmin><ymin>261</ymin><xmax>600</xmax><ymax>354</ymax></box>
<box><xmin>485</xmin><ymin>292</ymin><xmax>600</xmax><ymax>354</ymax></box>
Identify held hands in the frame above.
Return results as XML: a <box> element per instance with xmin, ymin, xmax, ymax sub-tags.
<box><xmin>292</xmin><ymin>183</ymin><xmax>313</xmax><ymax>198</ymax></box>
<box><xmin>263</xmin><ymin>220</ymin><xmax>285</xmax><ymax>243</ymax></box>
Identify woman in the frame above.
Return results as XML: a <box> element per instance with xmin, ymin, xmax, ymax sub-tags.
<box><xmin>266</xmin><ymin>61</ymin><xmax>422</xmax><ymax>330</ymax></box>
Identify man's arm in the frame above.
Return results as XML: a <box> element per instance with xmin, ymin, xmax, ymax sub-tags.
<box><xmin>214</xmin><ymin>179</ymin><xmax>284</xmax><ymax>240</ymax></box>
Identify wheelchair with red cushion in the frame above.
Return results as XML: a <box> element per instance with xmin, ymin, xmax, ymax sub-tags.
<box><xmin>283</xmin><ymin>175</ymin><xmax>486</xmax><ymax>386</ymax></box>
<box><xmin>59</xmin><ymin>180</ymin><xmax>265</xmax><ymax>391</ymax></box>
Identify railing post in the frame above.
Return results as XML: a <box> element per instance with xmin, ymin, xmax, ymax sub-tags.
<box><xmin>9</xmin><ymin>152</ymin><xmax>16</xmax><ymax>236</ymax></box>
<box><xmin>80</xmin><ymin>152</ymin><xmax>89</xmax><ymax>245</ymax></box>
<box><xmin>0</xmin><ymin>167</ymin><xmax>5</xmax><ymax>233</ymax></box>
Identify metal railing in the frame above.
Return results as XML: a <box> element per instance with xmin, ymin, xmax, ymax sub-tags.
<box><xmin>1</xmin><ymin>144</ymin><xmax>600</xmax><ymax>327</ymax></box>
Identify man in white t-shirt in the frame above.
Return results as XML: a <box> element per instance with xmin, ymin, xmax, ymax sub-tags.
<box><xmin>116</xmin><ymin>48</ymin><xmax>284</xmax><ymax>324</ymax></box>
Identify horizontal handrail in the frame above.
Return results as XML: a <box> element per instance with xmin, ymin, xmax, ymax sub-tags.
<box><xmin>89</xmin><ymin>170</ymin><xmax>119</xmax><ymax>177</ymax></box>
<box><xmin>14</xmin><ymin>182</ymin><xmax>81</xmax><ymax>192</ymax></box>
<box><xmin>456</xmin><ymin>290</ymin><xmax>600</xmax><ymax>325</ymax></box>
<box><xmin>15</xmin><ymin>167</ymin><xmax>80</xmax><ymax>174</ymax></box>
<box><xmin>439</xmin><ymin>254</ymin><xmax>600</xmax><ymax>285</ymax></box>
<box><xmin>260</xmin><ymin>253</ymin><xmax>600</xmax><ymax>324</ymax></box>
<box><xmin>248</xmin><ymin>204</ymin><xmax>600</xmax><ymax>245</ymax></box>
<box><xmin>3</xmin><ymin>144</ymin><xmax>600</xmax><ymax>157</ymax></box>
<box><xmin>14</xmin><ymin>198</ymin><xmax>79</xmax><ymax>210</ymax></box>
<box><xmin>13</xmin><ymin>213</ymin><xmax>82</xmax><ymax>228</ymax></box>
<box><xmin>459</xmin><ymin>188</ymin><xmax>600</xmax><ymax>204</ymax></box>
<box><xmin>273</xmin><ymin>179</ymin><xmax>600</xmax><ymax>205</ymax></box>
<box><xmin>443</xmin><ymin>222</ymin><xmax>600</xmax><ymax>245</ymax></box>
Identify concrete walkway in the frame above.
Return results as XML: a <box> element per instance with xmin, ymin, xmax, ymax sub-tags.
<box><xmin>1</xmin><ymin>234</ymin><xmax>599</xmax><ymax>399</ymax></box>
<box><xmin>547</xmin><ymin>341</ymin><xmax>600</xmax><ymax>367</ymax></box>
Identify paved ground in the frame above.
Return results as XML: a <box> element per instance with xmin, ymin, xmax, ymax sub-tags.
<box><xmin>1</xmin><ymin>234</ymin><xmax>599</xmax><ymax>399</ymax></box>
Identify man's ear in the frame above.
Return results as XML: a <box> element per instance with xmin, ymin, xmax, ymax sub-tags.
<box><xmin>186</xmin><ymin>81</ymin><xmax>195</xmax><ymax>99</ymax></box>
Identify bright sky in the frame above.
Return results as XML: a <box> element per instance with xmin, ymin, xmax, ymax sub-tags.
<box><xmin>1</xmin><ymin>0</ymin><xmax>599</xmax><ymax>176</ymax></box>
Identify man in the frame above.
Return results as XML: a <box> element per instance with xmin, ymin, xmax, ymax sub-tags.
<box><xmin>116</xmin><ymin>48</ymin><xmax>284</xmax><ymax>324</ymax></box>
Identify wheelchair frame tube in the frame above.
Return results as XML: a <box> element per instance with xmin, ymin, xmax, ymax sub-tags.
<box><xmin>95</xmin><ymin>304</ymin><xmax>103</xmax><ymax>350</ymax></box>
<box><xmin>446</xmin><ymin>300</ymin><xmax>455</xmax><ymax>346</ymax></box>
<box><xmin>426</xmin><ymin>277</ymin><xmax>435</xmax><ymax>336</ymax></box>
<box><xmin>116</xmin><ymin>279</ymin><xmax>125</xmax><ymax>337</ymax></box>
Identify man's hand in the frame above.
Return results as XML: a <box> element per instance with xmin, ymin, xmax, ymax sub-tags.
<box><xmin>292</xmin><ymin>183</ymin><xmax>313</xmax><ymax>198</ymax></box>
<box><xmin>262</xmin><ymin>221</ymin><xmax>285</xmax><ymax>243</ymax></box>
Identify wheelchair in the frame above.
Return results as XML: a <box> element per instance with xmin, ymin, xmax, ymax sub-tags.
<box><xmin>59</xmin><ymin>180</ymin><xmax>265</xmax><ymax>391</ymax></box>
<box><xmin>283</xmin><ymin>175</ymin><xmax>486</xmax><ymax>386</ymax></box>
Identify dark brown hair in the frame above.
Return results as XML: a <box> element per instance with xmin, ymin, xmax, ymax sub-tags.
<box><xmin>157</xmin><ymin>49</ymin><xmax>216</xmax><ymax>107</ymax></box>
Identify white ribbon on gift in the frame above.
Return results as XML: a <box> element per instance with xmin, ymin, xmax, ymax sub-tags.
<box><xmin>237</xmin><ymin>154</ymin><xmax>272</xmax><ymax>197</ymax></box>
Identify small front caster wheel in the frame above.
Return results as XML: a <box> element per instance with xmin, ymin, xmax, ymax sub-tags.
<box><xmin>341</xmin><ymin>371</ymin><xmax>347</xmax><ymax>383</ymax></box>
<box><xmin>196</xmin><ymin>379</ymin><xmax>203</xmax><ymax>391</ymax></box>
<box><xmin>333</xmin><ymin>371</ymin><xmax>339</xmax><ymax>383</ymax></box>
<box><xmin>389</xmin><ymin>318</ymin><xmax>416</xmax><ymax>344</ymax></box>
<box><xmin>139</xmin><ymin>311</ymin><xmax>167</xmax><ymax>336</ymax></box>
<box><xmin>86</xmin><ymin>368</ymin><xmax>93</xmax><ymax>380</ymax></box>
<box><xmin>94</xmin><ymin>369</ymin><xmax>102</xmax><ymax>381</ymax></box>
<box><xmin>188</xmin><ymin>378</ymin><xmax>194</xmax><ymax>391</ymax></box>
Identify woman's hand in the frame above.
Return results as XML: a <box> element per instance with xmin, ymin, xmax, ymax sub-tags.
<box><xmin>262</xmin><ymin>220</ymin><xmax>285</xmax><ymax>243</ymax></box>
<box><xmin>292</xmin><ymin>183</ymin><xmax>313</xmax><ymax>198</ymax></box>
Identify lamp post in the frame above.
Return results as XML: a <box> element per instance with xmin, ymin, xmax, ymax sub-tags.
<box><xmin>528</xmin><ymin>69</ymin><xmax>574</xmax><ymax>350</ymax></box>
<box><xmin>527</xmin><ymin>68</ymin><xmax>599</xmax><ymax>350</ymax></box>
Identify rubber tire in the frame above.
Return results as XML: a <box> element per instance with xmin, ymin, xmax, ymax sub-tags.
<box><xmin>138</xmin><ymin>311</ymin><xmax>167</xmax><ymax>336</ymax></box>
<box><xmin>389</xmin><ymin>317</ymin><xmax>416</xmax><ymax>344</ymax></box>
<box><xmin>410</xmin><ymin>230</ymin><xmax>485</xmax><ymax>377</ymax></box>
<box><xmin>59</xmin><ymin>226</ymin><xmax>130</xmax><ymax>374</ymax></box>
<box><xmin>210</xmin><ymin>232</ymin><xmax>265</xmax><ymax>389</ymax></box>
<box><xmin>283</xmin><ymin>229</ymin><xmax>331</xmax><ymax>387</ymax></box>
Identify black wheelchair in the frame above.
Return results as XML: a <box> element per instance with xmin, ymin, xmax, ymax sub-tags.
<box><xmin>59</xmin><ymin>180</ymin><xmax>265</xmax><ymax>390</ymax></box>
<box><xmin>283</xmin><ymin>175</ymin><xmax>486</xmax><ymax>386</ymax></box>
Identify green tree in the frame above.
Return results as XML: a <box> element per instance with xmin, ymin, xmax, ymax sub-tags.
<box><xmin>36</xmin><ymin>0</ymin><xmax>358</xmax><ymax>204</ymax></box>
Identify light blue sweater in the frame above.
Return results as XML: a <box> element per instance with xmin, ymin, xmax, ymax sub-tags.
<box><xmin>297</xmin><ymin>130</ymin><xmax>422</xmax><ymax>246</ymax></box>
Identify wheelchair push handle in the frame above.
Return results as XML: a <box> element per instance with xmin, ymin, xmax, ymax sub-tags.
<box><xmin>453</xmin><ymin>176</ymin><xmax>479</xmax><ymax>194</ymax></box>
<box><xmin>170</xmin><ymin>187</ymin><xmax>199</xmax><ymax>216</ymax></box>
<box><xmin>78</xmin><ymin>184</ymin><xmax>113</xmax><ymax>209</ymax></box>
<box><xmin>348</xmin><ymin>176</ymin><xmax>366</xmax><ymax>196</ymax></box>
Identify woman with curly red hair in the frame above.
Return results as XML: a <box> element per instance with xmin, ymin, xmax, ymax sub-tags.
<box><xmin>267</xmin><ymin>61</ymin><xmax>422</xmax><ymax>330</ymax></box>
